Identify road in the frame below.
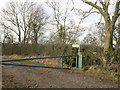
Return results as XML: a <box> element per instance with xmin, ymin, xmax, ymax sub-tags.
<box><xmin>2</xmin><ymin>65</ymin><xmax>119</xmax><ymax>88</ymax></box>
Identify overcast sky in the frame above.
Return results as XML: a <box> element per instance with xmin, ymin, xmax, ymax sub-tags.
<box><xmin>0</xmin><ymin>0</ymin><xmax>101</xmax><ymax>24</ymax></box>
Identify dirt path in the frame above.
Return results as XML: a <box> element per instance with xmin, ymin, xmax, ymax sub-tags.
<box><xmin>2</xmin><ymin>65</ymin><xmax>119</xmax><ymax>88</ymax></box>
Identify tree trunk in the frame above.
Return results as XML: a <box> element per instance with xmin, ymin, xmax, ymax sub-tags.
<box><xmin>81</xmin><ymin>0</ymin><xmax>120</xmax><ymax>67</ymax></box>
<box><xmin>103</xmin><ymin>21</ymin><xmax>114</xmax><ymax>66</ymax></box>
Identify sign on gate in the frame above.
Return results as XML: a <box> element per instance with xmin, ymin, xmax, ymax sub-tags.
<box><xmin>72</xmin><ymin>44</ymin><xmax>79</xmax><ymax>48</ymax></box>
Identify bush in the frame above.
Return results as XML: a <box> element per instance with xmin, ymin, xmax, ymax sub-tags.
<box><xmin>81</xmin><ymin>44</ymin><xmax>103</xmax><ymax>66</ymax></box>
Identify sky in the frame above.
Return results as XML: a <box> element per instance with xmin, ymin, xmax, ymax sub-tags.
<box><xmin>0</xmin><ymin>0</ymin><xmax>101</xmax><ymax>23</ymax></box>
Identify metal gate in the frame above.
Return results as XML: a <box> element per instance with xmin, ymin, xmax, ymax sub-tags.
<box><xmin>0</xmin><ymin>55</ymin><xmax>82</xmax><ymax>69</ymax></box>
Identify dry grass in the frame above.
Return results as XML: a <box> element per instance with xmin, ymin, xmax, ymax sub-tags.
<box><xmin>2</xmin><ymin>55</ymin><xmax>61</xmax><ymax>67</ymax></box>
<box><xmin>85</xmin><ymin>66</ymin><xmax>118</xmax><ymax>81</ymax></box>
<box><xmin>71</xmin><ymin>65</ymin><xmax>119</xmax><ymax>82</ymax></box>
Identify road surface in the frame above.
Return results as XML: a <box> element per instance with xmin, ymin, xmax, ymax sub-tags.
<box><xmin>2</xmin><ymin>65</ymin><xmax>119</xmax><ymax>88</ymax></box>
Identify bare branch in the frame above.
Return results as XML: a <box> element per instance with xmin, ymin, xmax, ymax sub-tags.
<box><xmin>81</xmin><ymin>0</ymin><xmax>107</xmax><ymax>18</ymax></box>
<box><xmin>112</xmin><ymin>0</ymin><xmax>120</xmax><ymax>24</ymax></box>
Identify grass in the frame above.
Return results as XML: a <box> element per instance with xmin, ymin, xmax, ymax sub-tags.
<box><xmin>70</xmin><ymin>66</ymin><xmax>119</xmax><ymax>82</ymax></box>
<box><xmin>1</xmin><ymin>57</ymin><xmax>15</xmax><ymax>60</ymax></box>
<box><xmin>111</xmin><ymin>72</ymin><xmax>120</xmax><ymax>79</ymax></box>
<box><xmin>19</xmin><ymin>59</ymin><xmax>62</xmax><ymax>68</ymax></box>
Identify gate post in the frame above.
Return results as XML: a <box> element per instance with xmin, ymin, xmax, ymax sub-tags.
<box><xmin>76</xmin><ymin>55</ymin><xmax>78</xmax><ymax>68</ymax></box>
<box><xmin>78</xmin><ymin>55</ymin><xmax>82</xmax><ymax>68</ymax></box>
<box><xmin>72</xmin><ymin>44</ymin><xmax>82</xmax><ymax>68</ymax></box>
<box><xmin>61</xmin><ymin>58</ymin><xmax>63</xmax><ymax>68</ymax></box>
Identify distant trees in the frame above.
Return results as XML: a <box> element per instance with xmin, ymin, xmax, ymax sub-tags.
<box><xmin>46</xmin><ymin>1</ymin><xmax>78</xmax><ymax>44</ymax></box>
<box><xmin>95</xmin><ymin>23</ymin><xmax>105</xmax><ymax>47</ymax></box>
<box><xmin>0</xmin><ymin>2</ymin><xmax>49</xmax><ymax>55</ymax></box>
<box><xmin>0</xmin><ymin>2</ymin><xmax>48</xmax><ymax>45</ymax></box>
<box><xmin>82</xmin><ymin>34</ymin><xmax>98</xmax><ymax>46</ymax></box>
<box><xmin>46</xmin><ymin>1</ymin><xmax>86</xmax><ymax>55</ymax></box>
<box><xmin>1</xmin><ymin>1</ymin><xmax>84</xmax><ymax>56</ymax></box>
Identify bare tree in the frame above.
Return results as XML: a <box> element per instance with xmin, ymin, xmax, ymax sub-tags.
<box><xmin>30</xmin><ymin>6</ymin><xmax>48</xmax><ymax>45</ymax></box>
<box><xmin>0</xmin><ymin>1</ymin><xmax>49</xmax><ymax>55</ymax></box>
<box><xmin>81</xmin><ymin>0</ymin><xmax>120</xmax><ymax>66</ymax></box>
<box><xmin>1</xmin><ymin>2</ymin><xmax>22</xmax><ymax>43</ymax></box>
<box><xmin>46</xmin><ymin>1</ymin><xmax>86</xmax><ymax>56</ymax></box>
<box><xmin>0</xmin><ymin>2</ymin><xmax>48</xmax><ymax>45</ymax></box>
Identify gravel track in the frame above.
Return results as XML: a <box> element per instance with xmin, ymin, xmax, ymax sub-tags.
<box><xmin>2</xmin><ymin>65</ymin><xmax>119</xmax><ymax>88</ymax></box>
